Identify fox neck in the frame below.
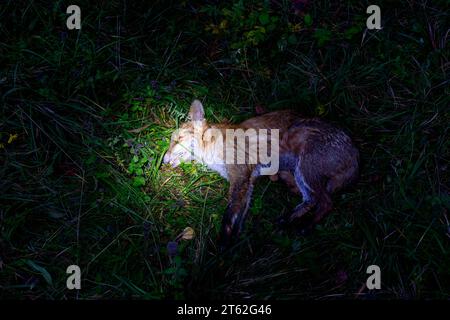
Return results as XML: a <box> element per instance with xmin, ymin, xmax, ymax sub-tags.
<box><xmin>193</xmin><ymin>125</ymin><xmax>230</xmax><ymax>180</ymax></box>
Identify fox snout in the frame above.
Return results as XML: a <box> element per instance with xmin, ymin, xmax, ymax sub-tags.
<box><xmin>163</xmin><ymin>152</ymin><xmax>180</xmax><ymax>168</ymax></box>
<box><xmin>163</xmin><ymin>152</ymin><xmax>170</xmax><ymax>164</ymax></box>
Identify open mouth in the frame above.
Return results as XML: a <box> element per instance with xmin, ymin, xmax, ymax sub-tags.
<box><xmin>169</xmin><ymin>159</ymin><xmax>180</xmax><ymax>168</ymax></box>
<box><xmin>163</xmin><ymin>155</ymin><xmax>180</xmax><ymax>168</ymax></box>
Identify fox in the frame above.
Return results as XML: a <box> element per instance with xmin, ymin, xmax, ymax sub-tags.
<box><xmin>163</xmin><ymin>100</ymin><xmax>359</xmax><ymax>249</ymax></box>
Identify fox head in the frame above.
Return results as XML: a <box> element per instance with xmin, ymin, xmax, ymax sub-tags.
<box><xmin>163</xmin><ymin>100</ymin><xmax>207</xmax><ymax>168</ymax></box>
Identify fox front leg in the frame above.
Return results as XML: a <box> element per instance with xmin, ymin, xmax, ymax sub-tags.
<box><xmin>218</xmin><ymin>175</ymin><xmax>255</xmax><ymax>250</ymax></box>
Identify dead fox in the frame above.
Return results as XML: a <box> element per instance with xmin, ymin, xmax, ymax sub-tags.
<box><xmin>163</xmin><ymin>100</ymin><xmax>359</xmax><ymax>249</ymax></box>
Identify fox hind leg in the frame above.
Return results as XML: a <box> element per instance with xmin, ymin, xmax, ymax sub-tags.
<box><xmin>278</xmin><ymin>171</ymin><xmax>301</xmax><ymax>194</ymax></box>
<box><xmin>288</xmin><ymin>161</ymin><xmax>334</xmax><ymax>234</ymax></box>
<box><xmin>296</xmin><ymin>192</ymin><xmax>333</xmax><ymax>234</ymax></box>
<box><xmin>312</xmin><ymin>192</ymin><xmax>332</xmax><ymax>225</ymax></box>
<box><xmin>277</xmin><ymin>165</ymin><xmax>317</xmax><ymax>227</ymax></box>
<box><xmin>288</xmin><ymin>166</ymin><xmax>317</xmax><ymax>222</ymax></box>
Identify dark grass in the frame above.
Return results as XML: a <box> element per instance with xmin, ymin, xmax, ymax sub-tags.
<box><xmin>0</xmin><ymin>0</ymin><xmax>449</xmax><ymax>299</ymax></box>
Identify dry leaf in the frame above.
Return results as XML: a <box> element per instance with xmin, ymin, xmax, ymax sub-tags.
<box><xmin>181</xmin><ymin>227</ymin><xmax>195</xmax><ymax>240</ymax></box>
<box><xmin>176</xmin><ymin>227</ymin><xmax>195</xmax><ymax>241</ymax></box>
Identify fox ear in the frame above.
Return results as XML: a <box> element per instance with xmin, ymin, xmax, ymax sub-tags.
<box><xmin>189</xmin><ymin>100</ymin><xmax>205</xmax><ymax>122</ymax></box>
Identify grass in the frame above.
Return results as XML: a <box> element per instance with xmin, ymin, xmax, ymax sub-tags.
<box><xmin>0</xmin><ymin>0</ymin><xmax>449</xmax><ymax>299</ymax></box>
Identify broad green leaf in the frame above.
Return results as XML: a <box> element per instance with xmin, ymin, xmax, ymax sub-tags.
<box><xmin>259</xmin><ymin>12</ymin><xmax>270</xmax><ymax>25</ymax></box>
<box><xmin>304</xmin><ymin>14</ymin><xmax>312</xmax><ymax>27</ymax></box>
<box><xmin>132</xmin><ymin>176</ymin><xmax>146</xmax><ymax>187</ymax></box>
